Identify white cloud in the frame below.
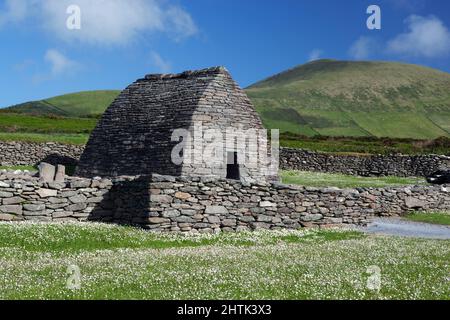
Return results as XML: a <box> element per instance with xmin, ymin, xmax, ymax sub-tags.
<box><xmin>308</xmin><ymin>49</ymin><xmax>323</xmax><ymax>62</ymax></box>
<box><xmin>0</xmin><ymin>0</ymin><xmax>28</xmax><ymax>26</ymax></box>
<box><xmin>165</xmin><ymin>6</ymin><xmax>198</xmax><ymax>41</ymax></box>
<box><xmin>349</xmin><ymin>36</ymin><xmax>378</xmax><ymax>60</ymax></box>
<box><xmin>32</xmin><ymin>49</ymin><xmax>79</xmax><ymax>83</ymax></box>
<box><xmin>1</xmin><ymin>0</ymin><xmax>198</xmax><ymax>46</ymax></box>
<box><xmin>387</xmin><ymin>15</ymin><xmax>450</xmax><ymax>58</ymax></box>
<box><xmin>45</xmin><ymin>49</ymin><xmax>78</xmax><ymax>75</ymax></box>
<box><xmin>149</xmin><ymin>51</ymin><xmax>171</xmax><ymax>73</ymax></box>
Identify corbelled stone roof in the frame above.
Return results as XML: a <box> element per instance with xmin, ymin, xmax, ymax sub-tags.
<box><xmin>142</xmin><ymin>66</ymin><xmax>227</xmax><ymax>80</ymax></box>
<box><xmin>75</xmin><ymin>66</ymin><xmax>265</xmax><ymax>179</ymax></box>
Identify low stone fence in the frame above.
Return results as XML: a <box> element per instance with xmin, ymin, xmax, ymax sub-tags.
<box><xmin>1</xmin><ymin>173</ymin><xmax>448</xmax><ymax>232</ymax></box>
<box><xmin>2</xmin><ymin>141</ymin><xmax>449</xmax><ymax>177</ymax></box>
<box><xmin>281</xmin><ymin>148</ymin><xmax>450</xmax><ymax>177</ymax></box>
<box><xmin>0</xmin><ymin>172</ymin><xmax>112</xmax><ymax>223</ymax></box>
<box><xmin>0</xmin><ymin>141</ymin><xmax>84</xmax><ymax>167</ymax></box>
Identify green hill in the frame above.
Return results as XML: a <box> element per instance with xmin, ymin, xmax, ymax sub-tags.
<box><xmin>4</xmin><ymin>90</ymin><xmax>121</xmax><ymax>117</ymax></box>
<box><xmin>246</xmin><ymin>59</ymin><xmax>450</xmax><ymax>139</ymax></box>
<box><xmin>2</xmin><ymin>60</ymin><xmax>450</xmax><ymax>141</ymax></box>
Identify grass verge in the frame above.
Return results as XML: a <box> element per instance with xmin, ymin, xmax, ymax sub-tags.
<box><xmin>0</xmin><ymin>113</ymin><xmax>96</xmax><ymax>133</ymax></box>
<box><xmin>0</xmin><ymin>165</ymin><xmax>36</xmax><ymax>171</ymax></box>
<box><xmin>0</xmin><ymin>132</ymin><xmax>89</xmax><ymax>145</ymax></box>
<box><xmin>281</xmin><ymin>170</ymin><xmax>426</xmax><ymax>188</ymax></box>
<box><xmin>405</xmin><ymin>212</ymin><xmax>450</xmax><ymax>226</ymax></box>
<box><xmin>280</xmin><ymin>134</ymin><xmax>450</xmax><ymax>155</ymax></box>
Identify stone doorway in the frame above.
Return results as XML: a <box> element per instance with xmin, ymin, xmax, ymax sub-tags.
<box><xmin>226</xmin><ymin>151</ymin><xmax>240</xmax><ymax>180</ymax></box>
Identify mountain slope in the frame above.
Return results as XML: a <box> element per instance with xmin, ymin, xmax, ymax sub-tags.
<box><xmin>2</xmin><ymin>60</ymin><xmax>450</xmax><ymax>140</ymax></box>
<box><xmin>246</xmin><ymin>59</ymin><xmax>450</xmax><ymax>139</ymax></box>
<box><xmin>4</xmin><ymin>90</ymin><xmax>121</xmax><ymax>117</ymax></box>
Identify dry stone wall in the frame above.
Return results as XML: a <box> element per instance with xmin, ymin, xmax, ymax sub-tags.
<box><xmin>1</xmin><ymin>173</ymin><xmax>448</xmax><ymax>232</ymax></box>
<box><xmin>281</xmin><ymin>148</ymin><xmax>450</xmax><ymax>177</ymax></box>
<box><xmin>1</xmin><ymin>141</ymin><xmax>449</xmax><ymax>178</ymax></box>
<box><xmin>0</xmin><ymin>141</ymin><xmax>83</xmax><ymax>167</ymax></box>
<box><xmin>0</xmin><ymin>172</ymin><xmax>112</xmax><ymax>222</ymax></box>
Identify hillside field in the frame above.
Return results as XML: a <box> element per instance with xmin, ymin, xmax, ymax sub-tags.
<box><xmin>0</xmin><ymin>112</ymin><xmax>449</xmax><ymax>154</ymax></box>
<box><xmin>0</xmin><ymin>113</ymin><xmax>95</xmax><ymax>144</ymax></box>
<box><xmin>3</xmin><ymin>90</ymin><xmax>120</xmax><ymax>117</ymax></box>
<box><xmin>1</xmin><ymin>60</ymin><xmax>450</xmax><ymax>153</ymax></box>
<box><xmin>0</xmin><ymin>113</ymin><xmax>448</xmax><ymax>154</ymax></box>
<box><xmin>247</xmin><ymin>60</ymin><xmax>450</xmax><ymax>139</ymax></box>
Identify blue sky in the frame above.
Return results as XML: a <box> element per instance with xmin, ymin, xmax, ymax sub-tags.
<box><xmin>1</xmin><ymin>0</ymin><xmax>450</xmax><ymax>107</ymax></box>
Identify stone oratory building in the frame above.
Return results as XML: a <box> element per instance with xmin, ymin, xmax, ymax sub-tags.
<box><xmin>76</xmin><ymin>67</ymin><xmax>275</xmax><ymax>182</ymax></box>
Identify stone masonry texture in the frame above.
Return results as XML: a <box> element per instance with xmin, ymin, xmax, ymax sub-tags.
<box><xmin>280</xmin><ymin>148</ymin><xmax>450</xmax><ymax>177</ymax></box>
<box><xmin>1</xmin><ymin>172</ymin><xmax>448</xmax><ymax>232</ymax></box>
<box><xmin>75</xmin><ymin>67</ymin><xmax>267</xmax><ymax>182</ymax></box>
<box><xmin>0</xmin><ymin>141</ymin><xmax>83</xmax><ymax>167</ymax></box>
<box><xmin>1</xmin><ymin>140</ymin><xmax>449</xmax><ymax>178</ymax></box>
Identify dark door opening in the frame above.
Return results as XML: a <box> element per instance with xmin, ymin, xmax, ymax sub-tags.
<box><xmin>226</xmin><ymin>151</ymin><xmax>240</xmax><ymax>180</ymax></box>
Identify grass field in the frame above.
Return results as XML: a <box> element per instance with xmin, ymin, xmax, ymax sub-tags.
<box><xmin>280</xmin><ymin>134</ymin><xmax>450</xmax><ymax>155</ymax></box>
<box><xmin>0</xmin><ymin>114</ymin><xmax>447</xmax><ymax>153</ymax></box>
<box><xmin>0</xmin><ymin>113</ymin><xmax>93</xmax><ymax>144</ymax></box>
<box><xmin>0</xmin><ymin>132</ymin><xmax>89</xmax><ymax>144</ymax></box>
<box><xmin>0</xmin><ymin>222</ymin><xmax>448</xmax><ymax>300</ymax></box>
<box><xmin>1</xmin><ymin>62</ymin><xmax>450</xmax><ymax>154</ymax></box>
<box><xmin>2</xmin><ymin>60</ymin><xmax>450</xmax><ymax>141</ymax></box>
<box><xmin>247</xmin><ymin>60</ymin><xmax>450</xmax><ymax>139</ymax></box>
<box><xmin>348</xmin><ymin>112</ymin><xmax>449</xmax><ymax>140</ymax></box>
<box><xmin>281</xmin><ymin>171</ymin><xmax>426</xmax><ymax>188</ymax></box>
<box><xmin>3</xmin><ymin>90</ymin><xmax>120</xmax><ymax>117</ymax></box>
<box><xmin>0</xmin><ymin>113</ymin><xmax>97</xmax><ymax>134</ymax></box>
<box><xmin>405</xmin><ymin>212</ymin><xmax>450</xmax><ymax>226</ymax></box>
<box><xmin>1</xmin><ymin>60</ymin><xmax>450</xmax><ymax>152</ymax></box>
